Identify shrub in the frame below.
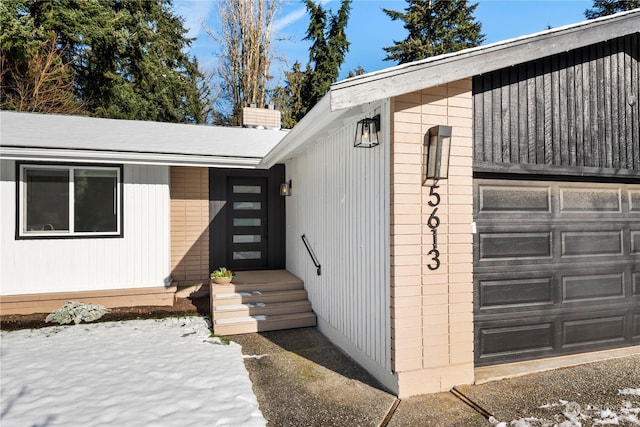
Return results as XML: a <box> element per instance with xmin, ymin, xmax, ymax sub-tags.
<box><xmin>45</xmin><ymin>301</ymin><xmax>111</xmax><ymax>325</ymax></box>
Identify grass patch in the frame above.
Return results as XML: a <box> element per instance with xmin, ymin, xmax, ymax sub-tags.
<box><xmin>209</xmin><ymin>333</ymin><xmax>231</xmax><ymax>345</ymax></box>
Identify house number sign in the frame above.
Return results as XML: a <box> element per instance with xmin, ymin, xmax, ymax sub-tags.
<box><xmin>427</xmin><ymin>184</ymin><xmax>440</xmax><ymax>270</ymax></box>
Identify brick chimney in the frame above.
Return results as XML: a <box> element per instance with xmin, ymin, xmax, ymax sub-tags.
<box><xmin>242</xmin><ymin>105</ymin><xmax>281</xmax><ymax>130</ymax></box>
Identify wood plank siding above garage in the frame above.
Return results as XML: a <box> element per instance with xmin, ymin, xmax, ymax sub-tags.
<box><xmin>473</xmin><ymin>33</ymin><xmax>639</xmax><ymax>175</ymax></box>
<box><xmin>471</xmin><ymin>31</ymin><xmax>639</xmax><ymax>366</ymax></box>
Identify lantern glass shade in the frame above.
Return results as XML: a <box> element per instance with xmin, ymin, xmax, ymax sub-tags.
<box><xmin>425</xmin><ymin>125</ymin><xmax>452</xmax><ymax>180</ymax></box>
<box><xmin>280</xmin><ymin>180</ymin><xmax>291</xmax><ymax>196</ymax></box>
<box><xmin>354</xmin><ymin>115</ymin><xmax>380</xmax><ymax>148</ymax></box>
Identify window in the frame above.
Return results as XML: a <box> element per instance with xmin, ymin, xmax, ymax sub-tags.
<box><xmin>18</xmin><ymin>164</ymin><xmax>122</xmax><ymax>238</ymax></box>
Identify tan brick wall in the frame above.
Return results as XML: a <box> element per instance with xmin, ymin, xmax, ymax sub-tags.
<box><xmin>170</xmin><ymin>167</ymin><xmax>209</xmax><ymax>284</ymax></box>
<box><xmin>390</xmin><ymin>79</ymin><xmax>474</xmax><ymax>397</ymax></box>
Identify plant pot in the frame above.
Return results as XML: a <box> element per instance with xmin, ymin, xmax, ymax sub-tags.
<box><xmin>212</xmin><ymin>277</ymin><xmax>232</xmax><ymax>285</ymax></box>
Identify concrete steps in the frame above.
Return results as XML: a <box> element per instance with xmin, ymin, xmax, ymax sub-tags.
<box><xmin>211</xmin><ymin>270</ymin><xmax>316</xmax><ymax>336</ymax></box>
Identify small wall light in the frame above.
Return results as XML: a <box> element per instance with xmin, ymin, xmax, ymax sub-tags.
<box><xmin>424</xmin><ymin>125</ymin><xmax>453</xmax><ymax>181</ymax></box>
<box><xmin>354</xmin><ymin>115</ymin><xmax>381</xmax><ymax>148</ymax></box>
<box><xmin>280</xmin><ymin>180</ymin><xmax>292</xmax><ymax>196</ymax></box>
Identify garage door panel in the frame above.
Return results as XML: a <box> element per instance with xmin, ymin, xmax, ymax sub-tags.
<box><xmin>629</xmin><ymin>191</ymin><xmax>640</xmax><ymax>213</ymax></box>
<box><xmin>562</xmin><ymin>315</ymin><xmax>626</xmax><ymax>348</ymax></box>
<box><xmin>559</xmin><ymin>187</ymin><xmax>622</xmax><ymax>213</ymax></box>
<box><xmin>634</xmin><ymin>314</ymin><xmax>640</xmax><ymax>339</ymax></box>
<box><xmin>561</xmin><ymin>272</ymin><xmax>625</xmax><ymax>302</ymax></box>
<box><xmin>479</xmin><ymin>232</ymin><xmax>551</xmax><ymax>260</ymax></box>
<box><xmin>631</xmin><ymin>231</ymin><xmax>640</xmax><ymax>253</ymax></box>
<box><xmin>474</xmin><ymin>178</ymin><xmax>640</xmax><ymax>365</ymax></box>
<box><xmin>478</xmin><ymin>322</ymin><xmax>554</xmax><ymax>362</ymax></box>
<box><xmin>478</xmin><ymin>276</ymin><xmax>553</xmax><ymax>310</ymax></box>
<box><xmin>561</xmin><ymin>231</ymin><xmax>623</xmax><ymax>257</ymax></box>
<box><xmin>479</xmin><ymin>185</ymin><xmax>551</xmax><ymax>214</ymax></box>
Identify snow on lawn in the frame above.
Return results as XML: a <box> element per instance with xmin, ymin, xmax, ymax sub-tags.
<box><xmin>0</xmin><ymin>317</ymin><xmax>266</xmax><ymax>427</ymax></box>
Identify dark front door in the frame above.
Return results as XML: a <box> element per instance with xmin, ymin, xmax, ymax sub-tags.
<box><xmin>210</xmin><ymin>166</ymin><xmax>286</xmax><ymax>272</ymax></box>
<box><xmin>227</xmin><ymin>177</ymin><xmax>268</xmax><ymax>270</ymax></box>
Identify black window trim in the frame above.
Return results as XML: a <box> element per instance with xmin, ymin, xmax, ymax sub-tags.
<box><xmin>15</xmin><ymin>161</ymin><xmax>124</xmax><ymax>240</ymax></box>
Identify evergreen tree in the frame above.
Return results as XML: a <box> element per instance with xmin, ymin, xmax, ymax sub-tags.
<box><xmin>271</xmin><ymin>61</ymin><xmax>308</xmax><ymax>129</ymax></box>
<box><xmin>382</xmin><ymin>0</ymin><xmax>484</xmax><ymax>64</ymax></box>
<box><xmin>271</xmin><ymin>0</ymin><xmax>351</xmax><ymax>128</ymax></box>
<box><xmin>303</xmin><ymin>0</ymin><xmax>351</xmax><ymax>110</ymax></box>
<box><xmin>1</xmin><ymin>0</ymin><xmax>204</xmax><ymax>123</ymax></box>
<box><xmin>585</xmin><ymin>0</ymin><xmax>640</xmax><ymax>19</ymax></box>
<box><xmin>346</xmin><ymin>66</ymin><xmax>366</xmax><ymax>78</ymax></box>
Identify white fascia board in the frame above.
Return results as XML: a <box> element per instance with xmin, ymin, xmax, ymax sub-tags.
<box><xmin>260</xmin><ymin>95</ymin><xmax>374</xmax><ymax>168</ymax></box>
<box><xmin>330</xmin><ymin>10</ymin><xmax>640</xmax><ymax>110</ymax></box>
<box><xmin>261</xmin><ymin>95</ymin><xmax>332</xmax><ymax>167</ymax></box>
<box><xmin>0</xmin><ymin>147</ymin><xmax>263</xmax><ymax>169</ymax></box>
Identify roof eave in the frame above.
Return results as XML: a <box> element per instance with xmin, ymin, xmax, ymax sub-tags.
<box><xmin>0</xmin><ymin>147</ymin><xmax>264</xmax><ymax>169</ymax></box>
<box><xmin>260</xmin><ymin>94</ymin><xmax>386</xmax><ymax>168</ymax></box>
<box><xmin>330</xmin><ymin>9</ymin><xmax>640</xmax><ymax>111</ymax></box>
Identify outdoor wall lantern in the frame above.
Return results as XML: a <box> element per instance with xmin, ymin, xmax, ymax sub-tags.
<box><xmin>354</xmin><ymin>115</ymin><xmax>381</xmax><ymax>148</ymax></box>
<box><xmin>424</xmin><ymin>125</ymin><xmax>453</xmax><ymax>181</ymax></box>
<box><xmin>280</xmin><ymin>180</ymin><xmax>292</xmax><ymax>196</ymax></box>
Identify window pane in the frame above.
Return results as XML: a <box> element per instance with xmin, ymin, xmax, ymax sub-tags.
<box><xmin>233</xmin><ymin>251</ymin><xmax>261</xmax><ymax>260</ymax></box>
<box><xmin>233</xmin><ymin>202</ymin><xmax>261</xmax><ymax>210</ymax></box>
<box><xmin>233</xmin><ymin>234</ymin><xmax>261</xmax><ymax>243</ymax></box>
<box><xmin>74</xmin><ymin>169</ymin><xmax>118</xmax><ymax>232</ymax></box>
<box><xmin>233</xmin><ymin>218</ymin><xmax>261</xmax><ymax>226</ymax></box>
<box><xmin>25</xmin><ymin>169</ymin><xmax>69</xmax><ymax>232</ymax></box>
<box><xmin>233</xmin><ymin>185</ymin><xmax>261</xmax><ymax>194</ymax></box>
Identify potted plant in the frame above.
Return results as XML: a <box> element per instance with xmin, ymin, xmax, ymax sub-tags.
<box><xmin>211</xmin><ymin>267</ymin><xmax>234</xmax><ymax>285</ymax></box>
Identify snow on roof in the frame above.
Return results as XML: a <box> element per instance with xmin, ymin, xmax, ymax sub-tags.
<box><xmin>0</xmin><ymin>111</ymin><xmax>288</xmax><ymax>168</ymax></box>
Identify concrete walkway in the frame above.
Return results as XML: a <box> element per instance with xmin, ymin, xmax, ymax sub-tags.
<box><xmin>231</xmin><ymin>328</ymin><xmax>640</xmax><ymax>427</ymax></box>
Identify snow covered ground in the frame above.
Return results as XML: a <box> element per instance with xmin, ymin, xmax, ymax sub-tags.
<box><xmin>2</xmin><ymin>315</ymin><xmax>638</xmax><ymax>427</ymax></box>
<box><xmin>490</xmin><ymin>394</ymin><xmax>640</xmax><ymax>427</ymax></box>
<box><xmin>1</xmin><ymin>317</ymin><xmax>266</xmax><ymax>427</ymax></box>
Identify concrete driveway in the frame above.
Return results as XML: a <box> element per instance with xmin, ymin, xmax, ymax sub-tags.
<box><xmin>231</xmin><ymin>328</ymin><xmax>640</xmax><ymax>427</ymax></box>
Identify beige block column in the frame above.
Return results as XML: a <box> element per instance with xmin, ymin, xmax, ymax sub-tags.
<box><xmin>390</xmin><ymin>79</ymin><xmax>474</xmax><ymax>397</ymax></box>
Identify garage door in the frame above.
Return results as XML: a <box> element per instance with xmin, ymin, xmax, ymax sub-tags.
<box><xmin>474</xmin><ymin>178</ymin><xmax>640</xmax><ymax>366</ymax></box>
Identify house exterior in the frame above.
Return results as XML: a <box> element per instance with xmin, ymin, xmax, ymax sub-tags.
<box><xmin>0</xmin><ymin>111</ymin><xmax>287</xmax><ymax>313</ymax></box>
<box><xmin>1</xmin><ymin>10</ymin><xmax>638</xmax><ymax>398</ymax></box>
<box><xmin>262</xmin><ymin>9</ymin><xmax>639</xmax><ymax>396</ymax></box>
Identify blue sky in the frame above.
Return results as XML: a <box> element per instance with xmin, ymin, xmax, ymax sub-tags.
<box><xmin>173</xmin><ymin>0</ymin><xmax>593</xmax><ymax>82</ymax></box>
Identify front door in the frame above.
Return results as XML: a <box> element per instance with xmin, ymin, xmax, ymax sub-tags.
<box><xmin>227</xmin><ymin>177</ymin><xmax>268</xmax><ymax>270</ymax></box>
<box><xmin>210</xmin><ymin>166</ymin><xmax>286</xmax><ymax>271</ymax></box>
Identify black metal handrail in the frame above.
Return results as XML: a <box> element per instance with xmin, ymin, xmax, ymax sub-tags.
<box><xmin>301</xmin><ymin>234</ymin><xmax>321</xmax><ymax>276</ymax></box>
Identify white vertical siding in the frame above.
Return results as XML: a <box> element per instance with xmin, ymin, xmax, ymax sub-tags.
<box><xmin>0</xmin><ymin>161</ymin><xmax>170</xmax><ymax>295</ymax></box>
<box><xmin>285</xmin><ymin>102</ymin><xmax>391</xmax><ymax>373</ymax></box>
